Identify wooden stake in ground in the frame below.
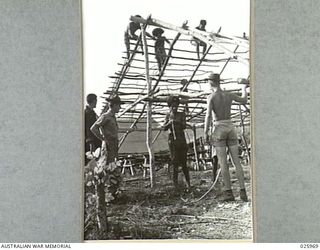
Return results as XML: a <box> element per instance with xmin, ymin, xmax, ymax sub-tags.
<box><xmin>141</xmin><ymin>22</ymin><xmax>155</xmax><ymax>188</ymax></box>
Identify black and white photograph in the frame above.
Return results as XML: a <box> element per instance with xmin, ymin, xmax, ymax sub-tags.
<box><xmin>83</xmin><ymin>0</ymin><xmax>251</xmax><ymax>241</ymax></box>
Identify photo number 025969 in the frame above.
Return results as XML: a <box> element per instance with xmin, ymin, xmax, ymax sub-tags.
<box><xmin>83</xmin><ymin>0</ymin><xmax>252</xmax><ymax>241</ymax></box>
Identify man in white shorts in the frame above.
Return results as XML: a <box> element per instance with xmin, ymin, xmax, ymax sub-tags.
<box><xmin>204</xmin><ymin>73</ymin><xmax>248</xmax><ymax>202</ymax></box>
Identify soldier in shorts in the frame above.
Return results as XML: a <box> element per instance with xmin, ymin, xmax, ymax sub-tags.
<box><xmin>204</xmin><ymin>73</ymin><xmax>248</xmax><ymax>202</ymax></box>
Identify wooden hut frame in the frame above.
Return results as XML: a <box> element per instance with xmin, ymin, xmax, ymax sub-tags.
<box><xmin>102</xmin><ymin>16</ymin><xmax>250</xmax><ymax>187</ymax></box>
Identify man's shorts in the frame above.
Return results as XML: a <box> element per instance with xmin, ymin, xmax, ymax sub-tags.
<box><xmin>211</xmin><ymin>120</ymin><xmax>238</xmax><ymax>147</ymax></box>
<box><xmin>168</xmin><ymin>138</ymin><xmax>187</xmax><ymax>165</ymax></box>
<box><xmin>101</xmin><ymin>139</ymin><xmax>118</xmax><ymax>164</ymax></box>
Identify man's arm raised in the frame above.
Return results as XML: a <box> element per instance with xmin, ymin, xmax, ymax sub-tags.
<box><xmin>231</xmin><ymin>85</ymin><xmax>247</xmax><ymax>104</ymax></box>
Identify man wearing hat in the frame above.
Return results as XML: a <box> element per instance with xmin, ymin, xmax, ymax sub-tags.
<box><xmin>91</xmin><ymin>94</ymin><xmax>124</xmax><ymax>165</ymax></box>
<box><xmin>90</xmin><ymin>95</ymin><xmax>123</xmax><ymax>230</ymax></box>
<box><xmin>163</xmin><ymin>95</ymin><xmax>191</xmax><ymax>191</ymax></box>
<box><xmin>204</xmin><ymin>73</ymin><xmax>249</xmax><ymax>202</ymax></box>
<box><xmin>152</xmin><ymin>27</ymin><xmax>170</xmax><ymax>72</ymax></box>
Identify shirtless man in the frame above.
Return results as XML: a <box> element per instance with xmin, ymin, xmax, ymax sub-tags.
<box><xmin>124</xmin><ymin>15</ymin><xmax>152</xmax><ymax>59</ymax></box>
<box><xmin>204</xmin><ymin>73</ymin><xmax>248</xmax><ymax>202</ymax></box>
<box><xmin>90</xmin><ymin>95</ymin><xmax>123</xmax><ymax>230</ymax></box>
<box><xmin>152</xmin><ymin>27</ymin><xmax>170</xmax><ymax>72</ymax></box>
<box><xmin>193</xmin><ymin>20</ymin><xmax>207</xmax><ymax>59</ymax></box>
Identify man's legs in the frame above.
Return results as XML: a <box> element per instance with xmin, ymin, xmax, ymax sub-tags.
<box><xmin>181</xmin><ymin>160</ymin><xmax>190</xmax><ymax>188</ymax></box>
<box><xmin>124</xmin><ymin>34</ymin><xmax>130</xmax><ymax>59</ymax></box>
<box><xmin>215</xmin><ymin>146</ymin><xmax>231</xmax><ymax>190</ymax></box>
<box><xmin>196</xmin><ymin>43</ymin><xmax>200</xmax><ymax>59</ymax></box>
<box><xmin>215</xmin><ymin>146</ymin><xmax>235</xmax><ymax>201</ymax></box>
<box><xmin>212</xmin><ymin>155</ymin><xmax>218</xmax><ymax>181</ymax></box>
<box><xmin>156</xmin><ymin>56</ymin><xmax>162</xmax><ymax>72</ymax></box>
<box><xmin>228</xmin><ymin>144</ymin><xmax>248</xmax><ymax>201</ymax></box>
<box><xmin>172</xmin><ymin>163</ymin><xmax>179</xmax><ymax>188</ymax></box>
<box><xmin>180</xmin><ymin>144</ymin><xmax>190</xmax><ymax>188</ymax></box>
<box><xmin>96</xmin><ymin>181</ymin><xmax>108</xmax><ymax>231</ymax></box>
<box><xmin>169</xmin><ymin>139</ymin><xmax>178</xmax><ymax>188</ymax></box>
<box><xmin>228</xmin><ymin>145</ymin><xmax>245</xmax><ymax>189</ymax></box>
<box><xmin>202</xmin><ymin>44</ymin><xmax>207</xmax><ymax>56</ymax></box>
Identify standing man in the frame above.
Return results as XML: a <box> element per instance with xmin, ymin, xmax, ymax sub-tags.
<box><xmin>91</xmin><ymin>95</ymin><xmax>122</xmax><ymax>164</ymax></box>
<box><xmin>85</xmin><ymin>93</ymin><xmax>101</xmax><ymax>164</ymax></box>
<box><xmin>163</xmin><ymin>96</ymin><xmax>191</xmax><ymax>191</ymax></box>
<box><xmin>90</xmin><ymin>95</ymin><xmax>123</xmax><ymax>231</ymax></box>
<box><xmin>204</xmin><ymin>73</ymin><xmax>248</xmax><ymax>202</ymax></box>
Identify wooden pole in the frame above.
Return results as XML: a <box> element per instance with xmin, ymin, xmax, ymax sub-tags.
<box><xmin>113</xmin><ymin>36</ymin><xmax>142</xmax><ymax>93</ymax></box>
<box><xmin>220</xmin><ymin>45</ymin><xmax>239</xmax><ymax>75</ymax></box>
<box><xmin>181</xmin><ymin>45</ymin><xmax>212</xmax><ymax>92</ymax></box>
<box><xmin>141</xmin><ymin>23</ymin><xmax>155</xmax><ymax>188</ymax></box>
<box><xmin>118</xmin><ymin>105</ymin><xmax>146</xmax><ymax>149</ymax></box>
<box><xmin>192</xmin><ymin>125</ymin><xmax>200</xmax><ymax>171</ymax></box>
<box><xmin>238</xmin><ymin>104</ymin><xmax>250</xmax><ymax>163</ymax></box>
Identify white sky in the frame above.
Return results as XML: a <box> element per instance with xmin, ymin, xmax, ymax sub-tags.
<box><xmin>82</xmin><ymin>0</ymin><xmax>250</xmax><ymax>111</ymax></box>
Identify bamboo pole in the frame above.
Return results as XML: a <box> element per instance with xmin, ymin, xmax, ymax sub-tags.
<box><xmin>181</xmin><ymin>46</ymin><xmax>212</xmax><ymax>118</ymax></box>
<box><xmin>141</xmin><ymin>22</ymin><xmax>155</xmax><ymax>188</ymax></box>
<box><xmin>238</xmin><ymin>104</ymin><xmax>250</xmax><ymax>163</ymax></box>
<box><xmin>113</xmin><ymin>36</ymin><xmax>142</xmax><ymax>93</ymax></box>
<box><xmin>128</xmin><ymin>41</ymin><xmax>227</xmax><ymax>55</ymax></box>
<box><xmin>192</xmin><ymin>125</ymin><xmax>200</xmax><ymax>170</ymax></box>
<box><xmin>181</xmin><ymin>45</ymin><xmax>213</xmax><ymax>92</ymax></box>
<box><xmin>220</xmin><ymin>45</ymin><xmax>239</xmax><ymax>75</ymax></box>
<box><xmin>118</xmin><ymin>105</ymin><xmax>147</xmax><ymax>148</ymax></box>
<box><xmin>125</xmin><ymin>52</ymin><xmax>235</xmax><ymax>63</ymax></box>
<box><xmin>120</xmin><ymin>57</ymin><xmax>219</xmax><ymax>68</ymax></box>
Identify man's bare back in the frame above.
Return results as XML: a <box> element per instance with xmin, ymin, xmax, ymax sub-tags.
<box><xmin>208</xmin><ymin>90</ymin><xmax>234</xmax><ymax>121</ymax></box>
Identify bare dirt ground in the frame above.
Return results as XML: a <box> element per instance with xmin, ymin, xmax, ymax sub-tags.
<box><xmin>84</xmin><ymin>162</ymin><xmax>252</xmax><ymax>241</ymax></box>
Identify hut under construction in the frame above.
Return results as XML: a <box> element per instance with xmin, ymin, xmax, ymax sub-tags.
<box><xmin>102</xmin><ymin>16</ymin><xmax>250</xmax><ymax>187</ymax></box>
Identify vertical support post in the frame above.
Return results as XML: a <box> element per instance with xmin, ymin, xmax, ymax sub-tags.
<box><xmin>192</xmin><ymin>125</ymin><xmax>199</xmax><ymax>171</ymax></box>
<box><xmin>238</xmin><ymin>104</ymin><xmax>250</xmax><ymax>163</ymax></box>
<box><xmin>141</xmin><ymin>23</ymin><xmax>155</xmax><ymax>187</ymax></box>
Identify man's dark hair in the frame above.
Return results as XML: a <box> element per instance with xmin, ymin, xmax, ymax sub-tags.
<box><xmin>167</xmin><ymin>96</ymin><xmax>180</xmax><ymax>107</ymax></box>
<box><xmin>86</xmin><ymin>94</ymin><xmax>97</xmax><ymax>104</ymax></box>
<box><xmin>200</xmin><ymin>19</ymin><xmax>207</xmax><ymax>26</ymax></box>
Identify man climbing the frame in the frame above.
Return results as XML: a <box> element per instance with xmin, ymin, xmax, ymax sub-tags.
<box><xmin>162</xmin><ymin>96</ymin><xmax>191</xmax><ymax>192</ymax></box>
<box><xmin>124</xmin><ymin>15</ymin><xmax>152</xmax><ymax>60</ymax></box>
<box><xmin>152</xmin><ymin>27</ymin><xmax>170</xmax><ymax>73</ymax></box>
<box><xmin>90</xmin><ymin>95</ymin><xmax>124</xmax><ymax>231</ymax></box>
<box><xmin>192</xmin><ymin>19</ymin><xmax>207</xmax><ymax>60</ymax></box>
<box><xmin>204</xmin><ymin>73</ymin><xmax>248</xmax><ymax>202</ymax></box>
